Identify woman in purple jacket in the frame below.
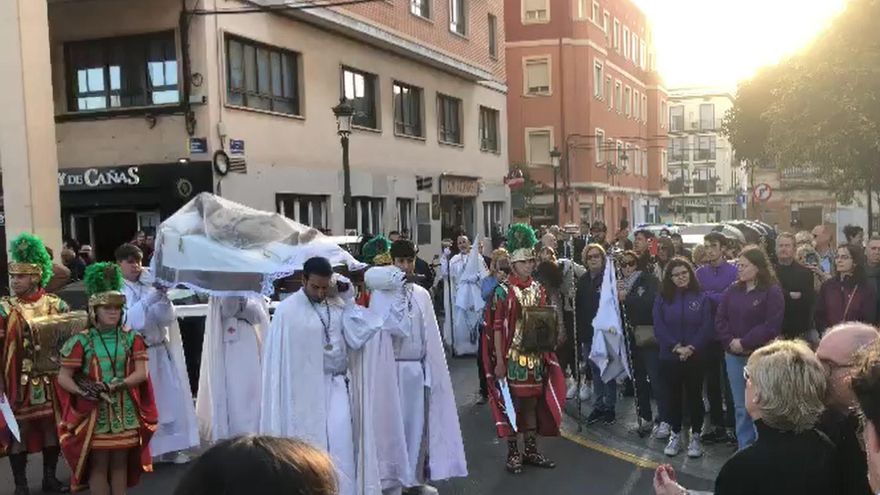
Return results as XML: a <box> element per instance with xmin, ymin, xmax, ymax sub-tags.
<box><xmin>653</xmin><ymin>257</ymin><xmax>713</xmax><ymax>459</ymax></box>
<box><xmin>815</xmin><ymin>243</ymin><xmax>878</xmax><ymax>332</ymax></box>
<box><xmin>716</xmin><ymin>246</ymin><xmax>785</xmax><ymax>450</ymax></box>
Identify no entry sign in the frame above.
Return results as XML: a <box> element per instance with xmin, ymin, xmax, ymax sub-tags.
<box><xmin>753</xmin><ymin>183</ymin><xmax>773</xmax><ymax>202</ymax></box>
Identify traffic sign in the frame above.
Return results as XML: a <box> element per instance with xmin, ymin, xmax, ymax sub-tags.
<box><xmin>753</xmin><ymin>183</ymin><xmax>772</xmax><ymax>202</ymax></box>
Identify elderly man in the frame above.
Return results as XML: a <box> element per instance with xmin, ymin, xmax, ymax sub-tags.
<box><xmin>774</xmin><ymin>232</ymin><xmax>816</xmax><ymax>342</ymax></box>
<box><xmin>811</xmin><ymin>224</ymin><xmax>835</xmax><ymax>278</ymax></box>
<box><xmin>817</xmin><ymin>323</ymin><xmax>878</xmax><ymax>495</ymax></box>
<box><xmin>852</xmin><ymin>338</ymin><xmax>880</xmax><ymax>495</ymax></box>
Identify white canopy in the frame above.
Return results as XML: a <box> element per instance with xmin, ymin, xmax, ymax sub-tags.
<box><xmin>152</xmin><ymin>193</ymin><xmax>366</xmax><ymax>296</ymax></box>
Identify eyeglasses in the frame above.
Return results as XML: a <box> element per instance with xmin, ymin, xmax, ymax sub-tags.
<box><xmin>671</xmin><ymin>271</ymin><xmax>689</xmax><ymax>279</ymax></box>
<box><xmin>836</xmin><ymin>254</ymin><xmax>852</xmax><ymax>260</ymax></box>
<box><xmin>623</xmin><ymin>261</ymin><xmax>637</xmax><ymax>267</ymax></box>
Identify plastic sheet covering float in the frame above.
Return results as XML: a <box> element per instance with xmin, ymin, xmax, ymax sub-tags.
<box><xmin>151</xmin><ymin>193</ymin><xmax>366</xmax><ymax>296</ymax></box>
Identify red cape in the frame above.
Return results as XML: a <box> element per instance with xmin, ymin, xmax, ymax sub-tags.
<box><xmin>55</xmin><ymin>331</ymin><xmax>158</xmax><ymax>492</ymax></box>
<box><xmin>481</xmin><ymin>277</ymin><xmax>565</xmax><ymax>438</ymax></box>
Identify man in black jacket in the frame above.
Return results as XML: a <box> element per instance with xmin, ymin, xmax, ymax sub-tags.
<box><xmin>575</xmin><ymin>243</ymin><xmax>608</xmax><ymax>423</ymax></box>
<box><xmin>774</xmin><ymin>232</ymin><xmax>817</xmax><ymax>342</ymax></box>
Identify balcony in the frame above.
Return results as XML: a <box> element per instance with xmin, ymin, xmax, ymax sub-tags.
<box><xmin>668</xmin><ymin>178</ymin><xmax>689</xmax><ymax>195</ymax></box>
<box><xmin>780</xmin><ymin>165</ymin><xmax>825</xmax><ymax>187</ymax></box>
<box><xmin>671</xmin><ymin>118</ymin><xmax>724</xmax><ymax>134</ymax></box>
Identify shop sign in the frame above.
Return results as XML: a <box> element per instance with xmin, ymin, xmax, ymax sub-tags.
<box><xmin>189</xmin><ymin>137</ymin><xmax>208</xmax><ymax>154</ymax></box>
<box><xmin>58</xmin><ymin>166</ymin><xmax>141</xmax><ymax>190</ymax></box>
<box><xmin>440</xmin><ymin>176</ymin><xmax>478</xmax><ymax>197</ymax></box>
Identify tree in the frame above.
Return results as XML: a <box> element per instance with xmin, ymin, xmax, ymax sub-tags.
<box><xmin>509</xmin><ymin>165</ymin><xmax>540</xmax><ymax>220</ymax></box>
<box><xmin>723</xmin><ymin>0</ymin><xmax>880</xmax><ymax>203</ymax></box>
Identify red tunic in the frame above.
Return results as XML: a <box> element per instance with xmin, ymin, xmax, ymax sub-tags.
<box><xmin>0</xmin><ymin>290</ymin><xmax>68</xmax><ymax>454</ymax></box>
<box><xmin>482</xmin><ymin>275</ymin><xmax>565</xmax><ymax>438</ymax></box>
<box><xmin>55</xmin><ymin>330</ymin><xmax>158</xmax><ymax>492</ymax></box>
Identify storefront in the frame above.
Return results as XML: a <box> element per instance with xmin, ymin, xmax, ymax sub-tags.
<box><xmin>59</xmin><ymin>162</ymin><xmax>213</xmax><ymax>261</ymax></box>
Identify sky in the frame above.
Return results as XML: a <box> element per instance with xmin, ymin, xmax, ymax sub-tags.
<box><xmin>633</xmin><ymin>0</ymin><xmax>849</xmax><ymax>91</ymax></box>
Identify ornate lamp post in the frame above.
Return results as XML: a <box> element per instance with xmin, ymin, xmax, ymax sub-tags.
<box><xmin>550</xmin><ymin>146</ymin><xmax>562</xmax><ymax>225</ymax></box>
<box><xmin>332</xmin><ymin>98</ymin><xmax>356</xmax><ymax>232</ymax></box>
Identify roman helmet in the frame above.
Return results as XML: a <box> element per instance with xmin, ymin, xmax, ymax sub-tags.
<box><xmin>83</xmin><ymin>262</ymin><xmax>126</xmax><ymax>324</ymax></box>
<box><xmin>8</xmin><ymin>233</ymin><xmax>53</xmax><ymax>289</ymax></box>
<box><xmin>361</xmin><ymin>235</ymin><xmax>392</xmax><ymax>266</ymax></box>
<box><xmin>506</xmin><ymin>223</ymin><xmax>538</xmax><ymax>264</ymax></box>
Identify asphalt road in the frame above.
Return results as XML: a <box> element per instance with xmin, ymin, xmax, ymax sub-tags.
<box><xmin>0</xmin><ymin>357</ymin><xmax>716</xmax><ymax>495</ymax></box>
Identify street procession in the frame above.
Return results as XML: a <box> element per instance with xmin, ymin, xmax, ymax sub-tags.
<box><xmin>3</xmin><ymin>0</ymin><xmax>880</xmax><ymax>494</ymax></box>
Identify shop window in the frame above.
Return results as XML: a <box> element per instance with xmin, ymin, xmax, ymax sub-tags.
<box><xmin>416</xmin><ymin>202</ymin><xmax>432</xmax><ymax>245</ymax></box>
<box><xmin>226</xmin><ymin>36</ymin><xmax>300</xmax><ymax>115</ymax></box>
<box><xmin>354</xmin><ymin>197</ymin><xmax>384</xmax><ymax>235</ymax></box>
<box><xmin>276</xmin><ymin>194</ymin><xmax>328</xmax><ymax>230</ymax></box>
<box><xmin>393</xmin><ymin>81</ymin><xmax>423</xmax><ymax>137</ymax></box>
<box><xmin>438</xmin><ymin>94</ymin><xmax>462</xmax><ymax>144</ymax></box>
<box><xmin>342</xmin><ymin>67</ymin><xmax>378</xmax><ymax>129</ymax></box>
<box><xmin>396</xmin><ymin>198</ymin><xmax>414</xmax><ymax>237</ymax></box>
<box><xmin>479</xmin><ymin>106</ymin><xmax>499</xmax><ymax>152</ymax></box>
<box><xmin>483</xmin><ymin>202</ymin><xmax>504</xmax><ymax>238</ymax></box>
<box><xmin>66</xmin><ymin>30</ymin><xmax>179</xmax><ymax>112</ymax></box>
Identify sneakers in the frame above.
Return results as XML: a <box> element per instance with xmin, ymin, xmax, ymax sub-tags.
<box><xmin>700</xmin><ymin>426</ymin><xmax>727</xmax><ymax>444</ymax></box>
<box><xmin>578</xmin><ymin>382</ymin><xmax>592</xmax><ymax>401</ymax></box>
<box><xmin>565</xmin><ymin>378</ymin><xmax>577</xmax><ymax>400</ymax></box>
<box><xmin>586</xmin><ymin>409</ymin><xmax>605</xmax><ymax>425</ymax></box>
<box><xmin>602</xmin><ymin>411</ymin><xmax>616</xmax><ymax>425</ymax></box>
<box><xmin>687</xmin><ymin>434</ymin><xmax>704</xmax><ymax>458</ymax></box>
<box><xmin>664</xmin><ymin>432</ymin><xmax>682</xmax><ymax>457</ymax></box>
<box><xmin>652</xmin><ymin>422</ymin><xmax>672</xmax><ymax>440</ymax></box>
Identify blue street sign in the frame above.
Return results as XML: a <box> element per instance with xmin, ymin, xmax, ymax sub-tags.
<box><xmin>189</xmin><ymin>137</ymin><xmax>208</xmax><ymax>154</ymax></box>
<box><xmin>230</xmin><ymin>139</ymin><xmax>245</xmax><ymax>155</ymax></box>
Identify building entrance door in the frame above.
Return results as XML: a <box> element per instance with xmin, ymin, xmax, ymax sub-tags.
<box><xmin>441</xmin><ymin>196</ymin><xmax>475</xmax><ymax>241</ymax></box>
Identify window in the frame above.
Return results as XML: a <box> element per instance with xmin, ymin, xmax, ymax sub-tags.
<box><xmin>593</xmin><ymin>61</ymin><xmax>604</xmax><ymax>99</ymax></box>
<box><xmin>661</xmin><ymin>149</ymin><xmax>668</xmax><ymax>178</ymax></box>
<box><xmin>450</xmin><ymin>0</ymin><xmax>467</xmax><ymax>34</ymax></box>
<box><xmin>355</xmin><ymin>197</ymin><xmax>384</xmax><ymax>235</ymax></box>
<box><xmin>641</xmin><ymin>94</ymin><xmax>648</xmax><ymax>123</ymax></box>
<box><xmin>670</xmin><ymin>137</ymin><xmax>687</xmax><ymax>162</ymax></box>
<box><xmin>411</xmin><ymin>0</ymin><xmax>430</xmax><ymax>18</ymax></box>
<box><xmin>527</xmin><ymin>129</ymin><xmax>552</xmax><ymax>166</ymax></box>
<box><xmin>670</xmin><ymin>105</ymin><xmax>684</xmax><ymax>132</ymax></box>
<box><xmin>488</xmin><ymin>14</ymin><xmax>498</xmax><ymax>58</ymax></box>
<box><xmin>661</xmin><ymin>100</ymin><xmax>668</xmax><ymax>128</ymax></box>
<box><xmin>592</xmin><ymin>1</ymin><xmax>600</xmax><ymax>22</ymax></box>
<box><xmin>623</xmin><ymin>26</ymin><xmax>630</xmax><ymax>58</ymax></box>
<box><xmin>614</xmin><ymin>80</ymin><xmax>622</xmax><ymax>112</ymax></box>
<box><xmin>613</xmin><ymin>19</ymin><xmax>620</xmax><ymax>51</ymax></box>
<box><xmin>480</xmin><ymin>106</ymin><xmax>499</xmax><ymax>152</ymax></box>
<box><xmin>341</xmin><ymin>67</ymin><xmax>378</xmax><ymax>129</ymax></box>
<box><xmin>603</xmin><ymin>12</ymin><xmax>610</xmax><ymax>34</ymax></box>
<box><xmin>634</xmin><ymin>90</ymin><xmax>640</xmax><ymax>119</ymax></box>
<box><xmin>576</xmin><ymin>0</ymin><xmax>587</xmax><ymax>19</ymax></box>
<box><xmin>632</xmin><ymin>34</ymin><xmax>639</xmax><ymax>64</ymax></box>
<box><xmin>66</xmin><ymin>31</ymin><xmax>179</xmax><ymax>112</ymax></box>
<box><xmin>397</xmin><ymin>198</ymin><xmax>414</xmax><ymax>235</ymax></box>
<box><xmin>700</xmin><ymin>103</ymin><xmax>716</xmax><ymax>130</ymax></box>
<box><xmin>642</xmin><ymin>148</ymin><xmax>648</xmax><ymax>176</ymax></box>
<box><xmin>639</xmin><ymin>40</ymin><xmax>647</xmax><ymax>70</ymax></box>
<box><xmin>624</xmin><ymin>143</ymin><xmax>632</xmax><ymax>172</ymax></box>
<box><xmin>615</xmin><ymin>140</ymin><xmax>624</xmax><ymax>165</ymax></box>
<box><xmin>605</xmin><ymin>76</ymin><xmax>612</xmax><ymax>109</ymax></box>
<box><xmin>697</xmin><ymin>135</ymin><xmax>717</xmax><ymax>160</ymax></box>
<box><xmin>693</xmin><ymin>168</ymin><xmax>717</xmax><ymax>193</ymax></box>
<box><xmin>624</xmin><ymin>86</ymin><xmax>632</xmax><ymax>117</ymax></box>
<box><xmin>226</xmin><ymin>37</ymin><xmax>300</xmax><ymax>115</ymax></box>
<box><xmin>393</xmin><ymin>81</ymin><xmax>422</xmax><ymax>137</ymax></box>
<box><xmin>524</xmin><ymin>58</ymin><xmax>550</xmax><ymax>95</ymax></box>
<box><xmin>276</xmin><ymin>194</ymin><xmax>328</xmax><ymax>230</ymax></box>
<box><xmin>437</xmin><ymin>94</ymin><xmax>462</xmax><ymax>144</ymax></box>
<box><xmin>523</xmin><ymin>0</ymin><xmax>548</xmax><ymax>23</ymax></box>
<box><xmin>595</xmin><ymin>129</ymin><xmax>605</xmax><ymax>163</ymax></box>
<box><xmin>416</xmin><ymin>202</ymin><xmax>431</xmax><ymax>244</ymax></box>
<box><xmin>483</xmin><ymin>202</ymin><xmax>504</xmax><ymax>237</ymax></box>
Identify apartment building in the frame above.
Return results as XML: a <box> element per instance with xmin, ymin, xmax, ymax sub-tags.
<box><xmin>506</xmin><ymin>0</ymin><xmax>668</xmax><ymax>230</ymax></box>
<box><xmin>5</xmin><ymin>0</ymin><xmax>508</xmax><ymax>261</ymax></box>
<box><xmin>664</xmin><ymin>89</ymin><xmax>746</xmax><ymax>222</ymax></box>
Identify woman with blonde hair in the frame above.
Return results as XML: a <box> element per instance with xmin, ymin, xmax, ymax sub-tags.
<box><xmin>655</xmin><ymin>340</ymin><xmax>837</xmax><ymax>495</ymax></box>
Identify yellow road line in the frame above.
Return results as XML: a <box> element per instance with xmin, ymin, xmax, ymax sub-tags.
<box><xmin>561</xmin><ymin>430</ymin><xmax>660</xmax><ymax>470</ymax></box>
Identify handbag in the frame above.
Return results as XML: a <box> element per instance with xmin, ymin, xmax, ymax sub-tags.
<box><xmin>632</xmin><ymin>325</ymin><xmax>656</xmax><ymax>347</ymax></box>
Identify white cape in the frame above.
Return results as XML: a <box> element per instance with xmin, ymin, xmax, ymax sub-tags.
<box><xmin>123</xmin><ymin>274</ymin><xmax>200</xmax><ymax>457</ymax></box>
<box><xmin>589</xmin><ymin>257</ymin><xmax>632</xmax><ymax>383</ymax></box>
<box><xmin>454</xmin><ymin>242</ymin><xmax>488</xmax><ymax>351</ymax></box>
<box><xmin>197</xmin><ymin>296</ymin><xmax>268</xmax><ymax>442</ymax></box>
<box><xmin>366</xmin><ymin>267</ymin><xmax>468</xmax><ymax>487</ymax></box>
<box><xmin>441</xmin><ymin>248</ymin><xmax>486</xmax><ymax>356</ymax></box>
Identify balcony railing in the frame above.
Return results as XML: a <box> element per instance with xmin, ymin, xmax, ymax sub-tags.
<box><xmin>668</xmin><ymin>178</ymin><xmax>689</xmax><ymax>195</ymax></box>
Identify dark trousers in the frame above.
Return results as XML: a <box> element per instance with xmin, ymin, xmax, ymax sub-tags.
<box><xmin>705</xmin><ymin>342</ymin><xmax>735</xmax><ymax>428</ymax></box>
<box><xmin>660</xmin><ymin>357</ymin><xmax>705</xmax><ymax>434</ymax></box>
<box><xmin>476</xmin><ymin>324</ymin><xmax>488</xmax><ymax>397</ymax></box>
<box><xmin>632</xmin><ymin>344</ymin><xmax>663</xmax><ymax>423</ymax></box>
<box><xmin>557</xmin><ymin>309</ymin><xmax>577</xmax><ymax>375</ymax></box>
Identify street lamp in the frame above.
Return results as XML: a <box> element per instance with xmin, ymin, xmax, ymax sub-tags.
<box><xmin>332</xmin><ymin>98</ymin><xmax>356</xmax><ymax>232</ymax></box>
<box><xmin>550</xmin><ymin>146</ymin><xmax>562</xmax><ymax>225</ymax></box>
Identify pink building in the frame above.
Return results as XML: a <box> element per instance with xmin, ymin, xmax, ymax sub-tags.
<box><xmin>506</xmin><ymin>0</ymin><xmax>668</xmax><ymax>231</ymax></box>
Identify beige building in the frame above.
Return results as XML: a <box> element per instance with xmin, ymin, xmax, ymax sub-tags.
<box><xmin>2</xmin><ymin>0</ymin><xmax>509</xmax><ymax>262</ymax></box>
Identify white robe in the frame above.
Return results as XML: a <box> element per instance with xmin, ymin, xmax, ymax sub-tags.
<box><xmin>589</xmin><ymin>257</ymin><xmax>632</xmax><ymax>383</ymax></box>
<box><xmin>366</xmin><ymin>267</ymin><xmax>468</xmax><ymax>489</ymax></box>
<box><xmin>123</xmin><ymin>272</ymin><xmax>200</xmax><ymax>457</ymax></box>
<box><xmin>197</xmin><ymin>296</ymin><xmax>268</xmax><ymax>442</ymax></box>
<box><xmin>260</xmin><ymin>286</ymin><xmax>393</xmax><ymax>495</ymax></box>
<box><xmin>440</xmin><ymin>251</ymin><xmax>486</xmax><ymax>356</ymax></box>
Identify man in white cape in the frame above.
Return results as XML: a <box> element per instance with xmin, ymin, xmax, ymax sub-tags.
<box><xmin>197</xmin><ymin>295</ymin><xmax>268</xmax><ymax>442</ymax></box>
<box><xmin>440</xmin><ymin>235</ymin><xmax>486</xmax><ymax>356</ymax></box>
<box><xmin>260</xmin><ymin>256</ymin><xmax>405</xmax><ymax>495</ymax></box>
<box><xmin>366</xmin><ymin>240</ymin><xmax>468</xmax><ymax>494</ymax></box>
<box><xmin>117</xmin><ymin>243</ymin><xmax>199</xmax><ymax>463</ymax></box>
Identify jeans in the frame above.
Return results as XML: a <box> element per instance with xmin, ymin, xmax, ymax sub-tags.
<box><xmin>589</xmin><ymin>361</ymin><xmax>617</xmax><ymax>413</ymax></box>
<box><xmin>725</xmin><ymin>353</ymin><xmax>757</xmax><ymax>449</ymax></box>
<box><xmin>660</xmin><ymin>357</ymin><xmax>705</xmax><ymax>434</ymax></box>
<box><xmin>632</xmin><ymin>345</ymin><xmax>663</xmax><ymax>423</ymax></box>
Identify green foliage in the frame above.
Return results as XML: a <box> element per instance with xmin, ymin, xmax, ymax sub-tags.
<box><xmin>723</xmin><ymin>0</ymin><xmax>880</xmax><ymax>202</ymax></box>
<box><xmin>510</xmin><ymin>165</ymin><xmax>541</xmax><ymax>219</ymax></box>
<box><xmin>84</xmin><ymin>262</ymin><xmax>124</xmax><ymax>296</ymax></box>
<box><xmin>9</xmin><ymin>233</ymin><xmax>53</xmax><ymax>287</ymax></box>
<box><xmin>505</xmin><ymin>223</ymin><xmax>538</xmax><ymax>252</ymax></box>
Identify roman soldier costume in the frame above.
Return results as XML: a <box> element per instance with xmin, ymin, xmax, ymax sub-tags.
<box><xmin>0</xmin><ymin>234</ymin><xmax>70</xmax><ymax>494</ymax></box>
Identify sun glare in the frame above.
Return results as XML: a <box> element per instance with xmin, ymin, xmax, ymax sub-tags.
<box><xmin>634</xmin><ymin>0</ymin><xmax>849</xmax><ymax>89</ymax></box>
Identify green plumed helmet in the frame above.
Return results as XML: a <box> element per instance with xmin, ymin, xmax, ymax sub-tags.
<box><xmin>505</xmin><ymin>223</ymin><xmax>538</xmax><ymax>252</ymax></box>
<box><xmin>361</xmin><ymin>235</ymin><xmax>392</xmax><ymax>265</ymax></box>
<box><xmin>83</xmin><ymin>262</ymin><xmax>124</xmax><ymax>297</ymax></box>
<box><xmin>9</xmin><ymin>233</ymin><xmax>53</xmax><ymax>287</ymax></box>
